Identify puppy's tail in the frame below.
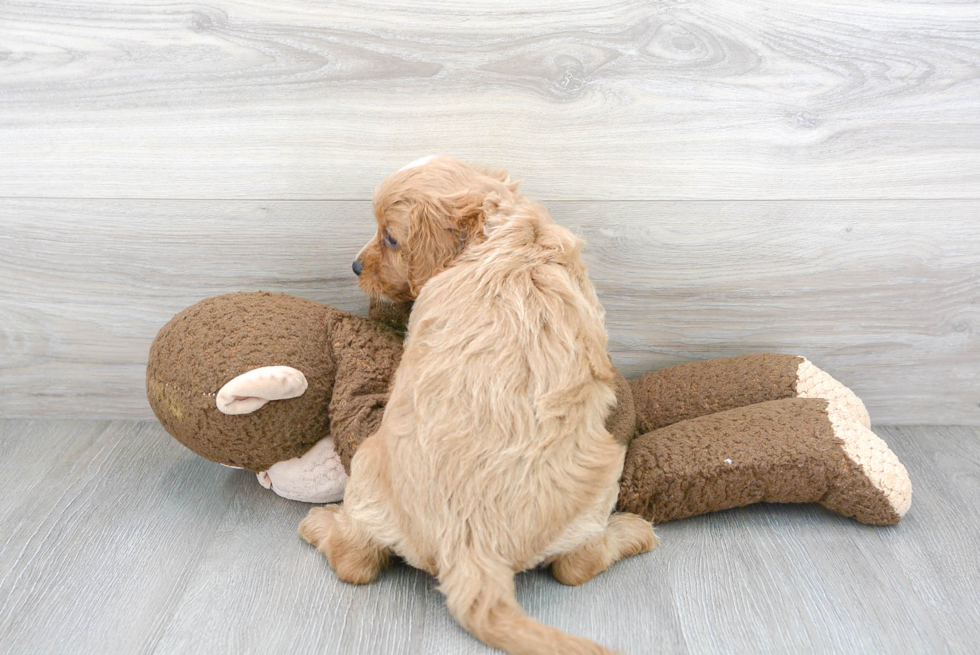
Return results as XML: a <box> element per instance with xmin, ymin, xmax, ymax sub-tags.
<box><xmin>439</xmin><ymin>554</ymin><xmax>615</xmax><ymax>655</ymax></box>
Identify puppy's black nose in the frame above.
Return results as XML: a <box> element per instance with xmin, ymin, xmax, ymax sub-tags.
<box><xmin>352</xmin><ymin>260</ymin><xmax>363</xmax><ymax>276</ymax></box>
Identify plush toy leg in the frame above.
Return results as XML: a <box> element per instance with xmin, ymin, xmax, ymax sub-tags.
<box><xmin>630</xmin><ymin>353</ymin><xmax>870</xmax><ymax>434</ymax></box>
<box><xmin>617</xmin><ymin>397</ymin><xmax>911</xmax><ymax>526</ymax></box>
<box><xmin>256</xmin><ymin>436</ymin><xmax>348</xmax><ymax>504</ymax></box>
<box><xmin>550</xmin><ymin>513</ymin><xmax>657</xmax><ymax>586</ymax></box>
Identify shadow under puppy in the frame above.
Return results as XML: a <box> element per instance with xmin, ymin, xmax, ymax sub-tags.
<box><xmin>300</xmin><ymin>156</ymin><xmax>656</xmax><ymax>655</ymax></box>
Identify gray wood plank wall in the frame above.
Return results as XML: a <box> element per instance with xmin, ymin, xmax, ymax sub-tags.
<box><xmin>1</xmin><ymin>1</ymin><xmax>978</xmax><ymax>423</ymax></box>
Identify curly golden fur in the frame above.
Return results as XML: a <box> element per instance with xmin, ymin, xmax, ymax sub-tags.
<box><xmin>301</xmin><ymin>157</ymin><xmax>656</xmax><ymax>655</ymax></box>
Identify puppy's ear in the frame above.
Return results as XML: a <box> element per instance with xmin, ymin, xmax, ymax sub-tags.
<box><xmin>406</xmin><ymin>196</ymin><xmax>458</xmax><ymax>297</ymax></box>
<box><xmin>449</xmin><ymin>188</ymin><xmax>494</xmax><ymax>239</ymax></box>
<box><xmin>406</xmin><ymin>191</ymin><xmax>491</xmax><ymax>296</ymax></box>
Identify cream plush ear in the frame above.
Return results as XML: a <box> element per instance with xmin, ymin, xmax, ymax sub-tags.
<box><xmin>215</xmin><ymin>366</ymin><xmax>308</xmax><ymax>415</ymax></box>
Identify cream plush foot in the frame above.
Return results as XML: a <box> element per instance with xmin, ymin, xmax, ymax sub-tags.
<box><xmin>793</xmin><ymin>360</ymin><xmax>912</xmax><ymax>519</ymax></box>
<box><xmin>795</xmin><ymin>357</ymin><xmax>871</xmax><ymax>428</ymax></box>
<box><xmin>819</xmin><ymin>401</ymin><xmax>913</xmax><ymax>522</ymax></box>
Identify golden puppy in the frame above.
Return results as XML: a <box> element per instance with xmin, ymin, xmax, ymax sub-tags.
<box><xmin>300</xmin><ymin>157</ymin><xmax>656</xmax><ymax>655</ymax></box>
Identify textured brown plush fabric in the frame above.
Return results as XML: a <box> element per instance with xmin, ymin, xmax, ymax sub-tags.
<box><xmin>606</xmin><ymin>369</ymin><xmax>637</xmax><ymax>448</ymax></box>
<box><xmin>147</xmin><ymin>292</ymin><xmax>404</xmax><ymax>472</ymax></box>
<box><xmin>822</xmin><ymin>458</ymin><xmax>902</xmax><ymax>526</ymax></box>
<box><xmin>327</xmin><ymin>312</ymin><xmax>404</xmax><ymax>473</ymax></box>
<box><xmin>617</xmin><ymin>397</ymin><xmax>901</xmax><ymax>525</ymax></box>
<box><xmin>619</xmin><ymin>398</ymin><xmax>839</xmax><ymax>523</ymax></box>
<box><xmin>630</xmin><ymin>353</ymin><xmax>803</xmax><ymax>434</ymax></box>
<box><xmin>368</xmin><ymin>298</ymin><xmax>413</xmax><ymax>334</ymax></box>
<box><xmin>147</xmin><ymin>293</ymin><xmax>337</xmax><ymax>470</ymax></box>
<box><xmin>149</xmin><ymin>294</ymin><xmax>905</xmax><ymax>525</ymax></box>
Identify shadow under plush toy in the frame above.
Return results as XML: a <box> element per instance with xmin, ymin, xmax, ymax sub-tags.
<box><xmin>147</xmin><ymin>291</ymin><xmax>911</xmax><ymax>525</ymax></box>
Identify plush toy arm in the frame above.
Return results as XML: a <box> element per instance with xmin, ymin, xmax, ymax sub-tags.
<box><xmin>617</xmin><ymin>397</ymin><xmax>911</xmax><ymax>526</ymax></box>
<box><xmin>367</xmin><ymin>297</ymin><xmax>413</xmax><ymax>334</ymax></box>
<box><xmin>327</xmin><ymin>312</ymin><xmax>405</xmax><ymax>473</ymax></box>
<box><xmin>631</xmin><ymin>353</ymin><xmax>870</xmax><ymax>434</ymax></box>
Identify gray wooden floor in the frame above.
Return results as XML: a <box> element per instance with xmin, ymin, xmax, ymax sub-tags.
<box><xmin>0</xmin><ymin>420</ymin><xmax>977</xmax><ymax>655</ymax></box>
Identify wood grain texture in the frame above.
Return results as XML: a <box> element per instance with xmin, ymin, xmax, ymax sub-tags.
<box><xmin>0</xmin><ymin>421</ymin><xmax>239</xmax><ymax>654</ymax></box>
<box><xmin>875</xmin><ymin>426</ymin><xmax>980</xmax><ymax>654</ymax></box>
<box><xmin>1</xmin><ymin>0</ymin><xmax>978</xmax><ymax>199</ymax></box>
<box><xmin>0</xmin><ymin>421</ymin><xmax>977</xmax><ymax>654</ymax></box>
<box><xmin>1</xmin><ymin>198</ymin><xmax>976</xmax><ymax>424</ymax></box>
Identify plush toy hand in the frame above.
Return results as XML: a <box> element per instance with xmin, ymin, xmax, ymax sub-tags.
<box><xmin>256</xmin><ymin>436</ymin><xmax>348</xmax><ymax>503</ymax></box>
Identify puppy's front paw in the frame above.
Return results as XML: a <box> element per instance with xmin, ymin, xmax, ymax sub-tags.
<box><xmin>610</xmin><ymin>512</ymin><xmax>658</xmax><ymax>557</ymax></box>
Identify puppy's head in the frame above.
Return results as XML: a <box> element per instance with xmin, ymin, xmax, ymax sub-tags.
<box><xmin>354</xmin><ymin>156</ymin><xmax>519</xmax><ymax>301</ymax></box>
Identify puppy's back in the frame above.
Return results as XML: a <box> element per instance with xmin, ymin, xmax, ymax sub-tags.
<box><xmin>385</xmin><ymin>202</ymin><xmax>619</xmax><ymax>567</ymax></box>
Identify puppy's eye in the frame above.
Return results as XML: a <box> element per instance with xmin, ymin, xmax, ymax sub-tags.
<box><xmin>383</xmin><ymin>231</ymin><xmax>398</xmax><ymax>248</ymax></box>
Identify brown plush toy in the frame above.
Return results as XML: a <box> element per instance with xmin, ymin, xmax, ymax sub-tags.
<box><xmin>147</xmin><ymin>292</ymin><xmax>911</xmax><ymax>525</ymax></box>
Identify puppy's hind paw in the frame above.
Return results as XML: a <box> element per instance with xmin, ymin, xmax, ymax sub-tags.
<box><xmin>299</xmin><ymin>505</ymin><xmax>342</xmax><ymax>549</ymax></box>
<box><xmin>298</xmin><ymin>505</ymin><xmax>389</xmax><ymax>584</ymax></box>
